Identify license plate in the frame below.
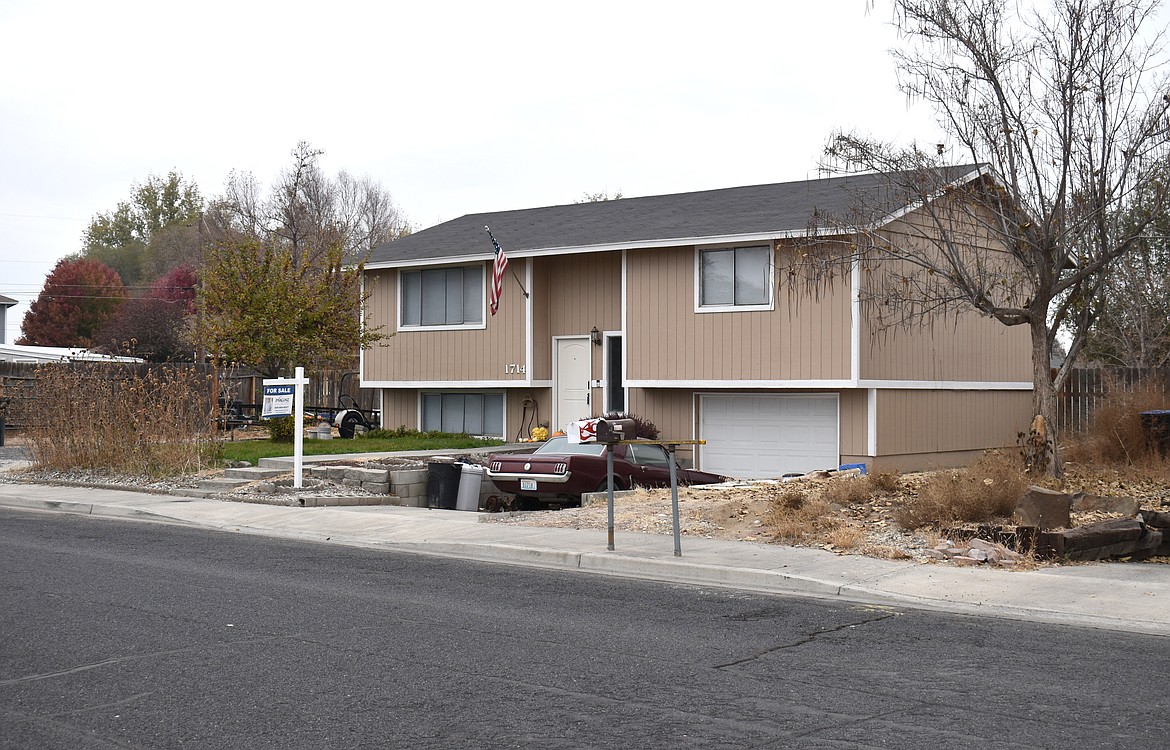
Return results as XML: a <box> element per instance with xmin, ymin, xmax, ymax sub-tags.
<box><xmin>520</xmin><ymin>478</ymin><xmax>537</xmax><ymax>491</ymax></box>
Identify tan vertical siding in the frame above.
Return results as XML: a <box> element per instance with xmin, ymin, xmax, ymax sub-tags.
<box><xmin>625</xmin><ymin>245</ymin><xmax>852</xmax><ymax>382</ymax></box>
<box><xmin>531</xmin><ymin>261</ymin><xmax>552</xmax><ymax>381</ymax></box>
<box><xmin>538</xmin><ymin>252</ymin><xmax>623</xmax><ymax>386</ymax></box>
<box><xmin>380</xmin><ymin>389</ymin><xmax>419</xmax><ymax>429</ymax></box>
<box><xmin>859</xmin><ymin>203</ymin><xmax>1032</xmax><ymax>383</ymax></box>
<box><xmin>627</xmin><ymin>388</ymin><xmax>698</xmax><ymax>464</ymax></box>
<box><xmin>363</xmin><ymin>262</ymin><xmax>529</xmax><ymax>384</ymax></box>
<box><xmin>861</xmin><ymin>314</ymin><xmax>1032</xmax><ymax>382</ymax></box>
<box><xmin>876</xmin><ymin>389</ymin><xmax>1031</xmax><ymax>456</ymax></box>
<box><xmin>837</xmin><ymin>390</ymin><xmax>868</xmax><ymax>457</ymax></box>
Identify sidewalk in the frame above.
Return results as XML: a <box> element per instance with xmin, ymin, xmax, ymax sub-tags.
<box><xmin>1</xmin><ymin>480</ymin><xmax>1167</xmax><ymax>636</ymax></box>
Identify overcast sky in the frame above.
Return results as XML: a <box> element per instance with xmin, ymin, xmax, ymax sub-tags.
<box><xmin>0</xmin><ymin>0</ymin><xmax>950</xmax><ymax>345</ymax></box>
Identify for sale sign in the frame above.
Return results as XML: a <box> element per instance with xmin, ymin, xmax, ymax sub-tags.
<box><xmin>261</xmin><ymin>384</ymin><xmax>295</xmax><ymax>418</ymax></box>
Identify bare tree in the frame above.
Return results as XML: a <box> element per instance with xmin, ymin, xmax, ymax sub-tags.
<box><xmin>334</xmin><ymin>170</ymin><xmax>412</xmax><ymax>258</ymax></box>
<box><xmin>1078</xmin><ymin>162</ymin><xmax>1170</xmax><ymax>367</ymax></box>
<box><xmin>806</xmin><ymin>0</ymin><xmax>1170</xmax><ymax>475</ymax></box>
<box><xmin>205</xmin><ymin>142</ymin><xmax>408</xmax><ymax>262</ymax></box>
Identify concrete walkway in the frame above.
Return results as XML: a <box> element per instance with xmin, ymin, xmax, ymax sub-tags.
<box><xmin>2</xmin><ymin>478</ymin><xmax>1168</xmax><ymax>636</ymax></box>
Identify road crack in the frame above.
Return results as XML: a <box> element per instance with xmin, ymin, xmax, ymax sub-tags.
<box><xmin>714</xmin><ymin>609</ymin><xmax>899</xmax><ymax>669</ymax></box>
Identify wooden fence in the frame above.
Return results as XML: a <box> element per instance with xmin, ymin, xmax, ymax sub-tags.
<box><xmin>1059</xmin><ymin>367</ymin><xmax>1170</xmax><ymax>433</ymax></box>
<box><xmin>0</xmin><ymin>362</ymin><xmax>379</xmax><ymax>434</ymax></box>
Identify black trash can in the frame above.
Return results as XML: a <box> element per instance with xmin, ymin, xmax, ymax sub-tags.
<box><xmin>1140</xmin><ymin>410</ymin><xmax>1170</xmax><ymax>456</ymax></box>
<box><xmin>427</xmin><ymin>462</ymin><xmax>462</xmax><ymax>509</ymax></box>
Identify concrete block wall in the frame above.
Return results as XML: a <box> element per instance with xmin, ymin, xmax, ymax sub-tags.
<box><xmin>304</xmin><ymin>463</ymin><xmax>506</xmax><ymax>510</ymax></box>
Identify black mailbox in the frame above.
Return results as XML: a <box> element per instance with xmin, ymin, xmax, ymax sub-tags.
<box><xmin>596</xmin><ymin>418</ymin><xmax>636</xmax><ymax>444</ymax></box>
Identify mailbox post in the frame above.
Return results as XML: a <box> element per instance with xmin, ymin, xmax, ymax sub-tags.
<box><xmin>589</xmin><ymin>416</ymin><xmax>697</xmax><ymax>556</ymax></box>
<box><xmin>595</xmin><ymin>418</ymin><xmax>635</xmax><ymax>551</ymax></box>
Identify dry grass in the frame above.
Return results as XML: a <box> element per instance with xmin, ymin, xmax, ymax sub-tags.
<box><xmin>1065</xmin><ymin>375</ymin><xmax>1170</xmax><ymax>465</ymax></box>
<box><xmin>763</xmin><ymin>483</ymin><xmax>852</xmax><ymax>543</ymax></box>
<box><xmin>14</xmin><ymin>363</ymin><xmax>220</xmax><ymax>477</ymax></box>
<box><xmin>894</xmin><ymin>450</ymin><xmax>1028</xmax><ymax>530</ymax></box>
<box><xmin>819</xmin><ymin>471</ymin><xmax>903</xmax><ymax>506</ymax></box>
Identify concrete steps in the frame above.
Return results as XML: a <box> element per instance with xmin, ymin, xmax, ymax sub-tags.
<box><xmin>191</xmin><ymin>466</ymin><xmax>292</xmax><ymax>495</ymax></box>
<box><xmin>223</xmin><ymin>466</ymin><xmax>290</xmax><ymax>481</ymax></box>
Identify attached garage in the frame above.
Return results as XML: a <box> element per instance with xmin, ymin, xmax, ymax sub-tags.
<box><xmin>699</xmin><ymin>394</ymin><xmax>840</xmax><ymax>479</ymax></box>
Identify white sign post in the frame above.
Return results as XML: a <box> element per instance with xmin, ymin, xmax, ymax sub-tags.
<box><xmin>262</xmin><ymin>366</ymin><xmax>309</xmax><ymax>489</ymax></box>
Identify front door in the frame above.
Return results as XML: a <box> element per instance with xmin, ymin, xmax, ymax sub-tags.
<box><xmin>554</xmin><ymin>337</ymin><xmax>591</xmax><ymax>433</ymax></box>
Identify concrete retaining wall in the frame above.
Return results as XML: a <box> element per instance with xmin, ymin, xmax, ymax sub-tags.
<box><xmin>306</xmin><ymin>463</ymin><xmax>504</xmax><ymax>510</ymax></box>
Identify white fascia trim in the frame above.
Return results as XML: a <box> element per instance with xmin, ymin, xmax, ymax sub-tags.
<box><xmin>621</xmin><ymin>249</ymin><xmax>628</xmax><ymax>408</ymax></box>
<box><xmin>630</xmin><ymin>379</ymin><xmax>859</xmax><ymax>389</ymax></box>
<box><xmin>867</xmin><ymin>388</ymin><xmax>878</xmax><ymax>456</ymax></box>
<box><xmin>858</xmin><ymin>380</ymin><xmax>1033</xmax><ymax>390</ymax></box>
<box><xmin>359</xmin><ymin>273</ymin><xmax>367</xmax><ymax>383</ymax></box>
<box><xmin>363</xmin><ymin>231</ymin><xmax>816</xmax><ymax>271</ymax></box>
<box><xmin>627</xmin><ymin>379</ymin><xmax>1033</xmax><ymax>390</ymax></box>
<box><xmin>364</xmin><ymin>380</ymin><xmax>549</xmax><ymax>389</ymax></box>
<box><xmin>851</xmin><ymin>259</ymin><xmax>861</xmax><ymax>382</ymax></box>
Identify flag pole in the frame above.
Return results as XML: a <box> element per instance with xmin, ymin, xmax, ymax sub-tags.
<box><xmin>484</xmin><ymin>226</ymin><xmax>529</xmax><ymax>299</ymax></box>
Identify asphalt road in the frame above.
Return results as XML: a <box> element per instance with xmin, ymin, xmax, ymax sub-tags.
<box><xmin>2</xmin><ymin>508</ymin><xmax>1167</xmax><ymax>749</ymax></box>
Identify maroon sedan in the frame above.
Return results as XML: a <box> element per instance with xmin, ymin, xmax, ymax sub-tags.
<box><xmin>486</xmin><ymin>436</ymin><xmax>728</xmax><ymax>509</ymax></box>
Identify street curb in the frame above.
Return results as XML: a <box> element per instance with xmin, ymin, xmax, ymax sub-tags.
<box><xmin>0</xmin><ymin>496</ymin><xmax>197</xmax><ymax>525</ymax></box>
<box><xmin>837</xmin><ymin>582</ymin><xmax>1170</xmax><ymax>636</ymax></box>
<box><xmin>386</xmin><ymin>541</ymin><xmax>851</xmax><ymax>600</ymax></box>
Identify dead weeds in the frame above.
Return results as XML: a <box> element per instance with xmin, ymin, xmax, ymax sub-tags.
<box><xmin>489</xmin><ymin>455</ymin><xmax>1170</xmax><ymax>567</ymax></box>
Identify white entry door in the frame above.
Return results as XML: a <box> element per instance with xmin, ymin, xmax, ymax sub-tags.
<box><xmin>554</xmin><ymin>337</ymin><xmax>592</xmax><ymax>433</ymax></box>
<box><xmin>700</xmin><ymin>394</ymin><xmax>839</xmax><ymax>478</ymax></box>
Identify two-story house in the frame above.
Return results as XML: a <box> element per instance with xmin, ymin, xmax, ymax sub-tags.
<box><xmin>360</xmin><ymin>167</ymin><xmax>1032</xmax><ymax>477</ymax></box>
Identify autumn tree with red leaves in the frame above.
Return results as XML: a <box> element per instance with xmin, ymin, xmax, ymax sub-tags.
<box><xmin>95</xmin><ymin>264</ymin><xmax>198</xmax><ymax>361</ymax></box>
<box><xmin>18</xmin><ymin>258</ymin><xmax>127</xmax><ymax>347</ymax></box>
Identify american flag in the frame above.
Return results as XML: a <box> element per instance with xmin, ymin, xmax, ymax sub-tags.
<box><xmin>486</xmin><ymin>226</ymin><xmax>509</xmax><ymax>316</ymax></box>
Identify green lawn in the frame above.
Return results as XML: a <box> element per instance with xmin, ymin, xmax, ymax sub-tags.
<box><xmin>219</xmin><ymin>432</ymin><xmax>505</xmax><ymax>465</ymax></box>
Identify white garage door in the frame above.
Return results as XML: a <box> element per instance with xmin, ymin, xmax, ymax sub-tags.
<box><xmin>700</xmin><ymin>394</ymin><xmax>839</xmax><ymax>479</ymax></box>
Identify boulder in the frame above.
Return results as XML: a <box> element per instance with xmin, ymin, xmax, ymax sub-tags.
<box><xmin>1070</xmin><ymin>493</ymin><xmax>1141</xmax><ymax>516</ymax></box>
<box><xmin>1139</xmin><ymin>509</ymin><xmax>1170</xmax><ymax>529</ymax></box>
<box><xmin>1014</xmin><ymin>485</ymin><xmax>1072</xmax><ymax>530</ymax></box>
<box><xmin>1041</xmin><ymin>518</ymin><xmax>1163</xmax><ymax>561</ymax></box>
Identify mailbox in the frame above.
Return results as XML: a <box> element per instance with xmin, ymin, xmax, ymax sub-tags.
<box><xmin>596</xmin><ymin>418</ymin><xmax>636</xmax><ymax>444</ymax></box>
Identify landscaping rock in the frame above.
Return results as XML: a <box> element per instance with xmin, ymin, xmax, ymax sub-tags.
<box><xmin>1014</xmin><ymin>486</ymin><xmax>1072</xmax><ymax>530</ymax></box>
<box><xmin>969</xmin><ymin>538</ymin><xmax>1024</xmax><ymax>564</ymax></box>
<box><xmin>1071</xmin><ymin>493</ymin><xmax>1141</xmax><ymax>516</ymax></box>
<box><xmin>1039</xmin><ymin>518</ymin><xmax>1163</xmax><ymax>561</ymax></box>
<box><xmin>1139</xmin><ymin>509</ymin><xmax>1170</xmax><ymax>529</ymax></box>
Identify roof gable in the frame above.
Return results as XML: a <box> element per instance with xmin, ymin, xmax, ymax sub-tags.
<box><xmin>368</xmin><ymin>165</ymin><xmax>985</xmax><ymax>267</ymax></box>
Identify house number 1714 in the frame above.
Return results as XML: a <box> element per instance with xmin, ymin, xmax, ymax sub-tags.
<box><xmin>504</xmin><ymin>364</ymin><xmax>527</xmax><ymax>374</ymax></box>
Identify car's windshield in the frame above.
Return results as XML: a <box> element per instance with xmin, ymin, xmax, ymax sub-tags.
<box><xmin>534</xmin><ymin>436</ymin><xmax>606</xmax><ymax>456</ymax></box>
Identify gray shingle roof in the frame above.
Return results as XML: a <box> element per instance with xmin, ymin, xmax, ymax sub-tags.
<box><xmin>368</xmin><ymin>165</ymin><xmax>984</xmax><ymax>266</ymax></box>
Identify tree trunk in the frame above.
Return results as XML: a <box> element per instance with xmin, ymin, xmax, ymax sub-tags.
<box><xmin>1030</xmin><ymin>318</ymin><xmax>1062</xmax><ymax>478</ymax></box>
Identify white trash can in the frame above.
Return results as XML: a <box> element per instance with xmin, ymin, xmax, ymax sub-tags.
<box><xmin>455</xmin><ymin>463</ymin><xmax>484</xmax><ymax>511</ymax></box>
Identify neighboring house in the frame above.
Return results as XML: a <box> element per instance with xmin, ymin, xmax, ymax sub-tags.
<box><xmin>0</xmin><ymin>294</ymin><xmax>16</xmax><ymax>345</ymax></box>
<box><xmin>361</xmin><ymin>167</ymin><xmax>1032</xmax><ymax>477</ymax></box>
<box><xmin>0</xmin><ymin>344</ymin><xmax>143</xmax><ymax>364</ymax></box>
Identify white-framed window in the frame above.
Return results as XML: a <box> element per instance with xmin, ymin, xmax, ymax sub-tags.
<box><xmin>696</xmin><ymin>245</ymin><xmax>773</xmax><ymax>311</ymax></box>
<box><xmin>421</xmin><ymin>392</ymin><xmax>504</xmax><ymax>437</ymax></box>
<box><xmin>400</xmin><ymin>265</ymin><xmax>484</xmax><ymax>328</ymax></box>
